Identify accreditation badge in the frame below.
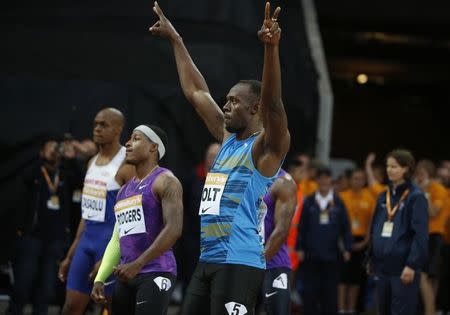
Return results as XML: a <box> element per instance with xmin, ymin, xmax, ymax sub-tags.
<box><xmin>47</xmin><ymin>195</ymin><xmax>60</xmax><ymax>211</ymax></box>
<box><xmin>198</xmin><ymin>173</ymin><xmax>228</xmax><ymax>216</ymax></box>
<box><xmin>319</xmin><ymin>211</ymin><xmax>330</xmax><ymax>225</ymax></box>
<box><xmin>114</xmin><ymin>195</ymin><xmax>146</xmax><ymax>238</ymax></box>
<box><xmin>381</xmin><ymin>221</ymin><xmax>394</xmax><ymax>238</ymax></box>
<box><xmin>72</xmin><ymin>189</ymin><xmax>82</xmax><ymax>203</ymax></box>
<box><xmin>352</xmin><ymin>219</ymin><xmax>360</xmax><ymax>230</ymax></box>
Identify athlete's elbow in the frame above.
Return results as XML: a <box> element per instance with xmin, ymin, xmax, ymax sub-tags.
<box><xmin>174</xmin><ymin>226</ymin><xmax>183</xmax><ymax>240</ymax></box>
<box><xmin>184</xmin><ymin>90</ymin><xmax>197</xmax><ymax>104</ymax></box>
<box><xmin>272</xmin><ymin>228</ymin><xmax>289</xmax><ymax>242</ymax></box>
<box><xmin>278</xmin><ymin>229</ymin><xmax>289</xmax><ymax>241</ymax></box>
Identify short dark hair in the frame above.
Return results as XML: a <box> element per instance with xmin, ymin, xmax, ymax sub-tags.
<box><xmin>239</xmin><ymin>80</ymin><xmax>261</xmax><ymax>103</ymax></box>
<box><xmin>284</xmin><ymin>157</ymin><xmax>303</xmax><ymax>170</ymax></box>
<box><xmin>316</xmin><ymin>166</ymin><xmax>332</xmax><ymax>178</ymax></box>
<box><xmin>39</xmin><ymin>134</ymin><xmax>60</xmax><ymax>149</ymax></box>
<box><xmin>350</xmin><ymin>168</ymin><xmax>365</xmax><ymax>177</ymax></box>
<box><xmin>147</xmin><ymin>125</ymin><xmax>169</xmax><ymax>159</ymax></box>
<box><xmin>386</xmin><ymin>149</ymin><xmax>415</xmax><ymax>179</ymax></box>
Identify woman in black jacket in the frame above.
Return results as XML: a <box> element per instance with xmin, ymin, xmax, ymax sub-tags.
<box><xmin>367</xmin><ymin>149</ymin><xmax>428</xmax><ymax>315</ymax></box>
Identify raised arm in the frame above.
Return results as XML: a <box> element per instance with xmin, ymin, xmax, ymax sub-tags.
<box><xmin>365</xmin><ymin>153</ymin><xmax>379</xmax><ymax>187</ymax></box>
<box><xmin>264</xmin><ymin>174</ymin><xmax>297</xmax><ymax>261</ymax></box>
<box><xmin>149</xmin><ymin>2</ymin><xmax>226</xmax><ymax>142</ymax></box>
<box><xmin>257</xmin><ymin>3</ymin><xmax>290</xmax><ymax>162</ymax></box>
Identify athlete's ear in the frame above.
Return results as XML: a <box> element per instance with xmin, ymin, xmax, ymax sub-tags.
<box><xmin>114</xmin><ymin>124</ymin><xmax>123</xmax><ymax>137</ymax></box>
<box><xmin>149</xmin><ymin>142</ymin><xmax>159</xmax><ymax>155</ymax></box>
<box><xmin>250</xmin><ymin>101</ymin><xmax>260</xmax><ymax>115</ymax></box>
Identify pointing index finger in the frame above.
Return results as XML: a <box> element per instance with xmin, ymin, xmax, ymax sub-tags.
<box><xmin>154</xmin><ymin>1</ymin><xmax>165</xmax><ymax>18</ymax></box>
<box><xmin>265</xmin><ymin>2</ymin><xmax>270</xmax><ymax>20</ymax></box>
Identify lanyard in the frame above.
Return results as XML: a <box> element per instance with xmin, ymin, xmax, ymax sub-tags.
<box><xmin>386</xmin><ymin>188</ymin><xmax>409</xmax><ymax>221</ymax></box>
<box><xmin>41</xmin><ymin>166</ymin><xmax>60</xmax><ymax>194</ymax></box>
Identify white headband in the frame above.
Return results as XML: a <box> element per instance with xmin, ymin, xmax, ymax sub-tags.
<box><xmin>133</xmin><ymin>125</ymin><xmax>166</xmax><ymax>160</ymax></box>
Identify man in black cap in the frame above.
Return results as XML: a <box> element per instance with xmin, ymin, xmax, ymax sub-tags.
<box><xmin>297</xmin><ymin>166</ymin><xmax>353</xmax><ymax>315</ymax></box>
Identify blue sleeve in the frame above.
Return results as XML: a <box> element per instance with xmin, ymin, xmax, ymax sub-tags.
<box><xmin>366</xmin><ymin>196</ymin><xmax>383</xmax><ymax>264</ymax></box>
<box><xmin>340</xmin><ymin>201</ymin><xmax>353</xmax><ymax>252</ymax></box>
<box><xmin>406</xmin><ymin>193</ymin><xmax>429</xmax><ymax>270</ymax></box>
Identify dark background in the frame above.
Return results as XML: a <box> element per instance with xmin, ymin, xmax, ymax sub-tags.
<box><xmin>0</xmin><ymin>0</ymin><xmax>317</xmax><ymax>262</ymax></box>
<box><xmin>316</xmin><ymin>0</ymin><xmax>450</xmax><ymax>162</ymax></box>
<box><xmin>1</xmin><ymin>0</ymin><xmax>450</xmax><ymax>262</ymax></box>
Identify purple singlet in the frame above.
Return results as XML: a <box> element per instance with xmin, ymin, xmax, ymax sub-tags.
<box><xmin>264</xmin><ymin>169</ymin><xmax>292</xmax><ymax>270</ymax></box>
<box><xmin>115</xmin><ymin>167</ymin><xmax>176</xmax><ymax>275</ymax></box>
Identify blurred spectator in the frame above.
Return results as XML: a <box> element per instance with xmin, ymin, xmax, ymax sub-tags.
<box><xmin>293</xmin><ymin>153</ymin><xmax>318</xmax><ymax>198</ymax></box>
<box><xmin>339</xmin><ymin>169</ymin><xmax>376</xmax><ymax>315</ymax></box>
<box><xmin>62</xmin><ymin>138</ymin><xmax>97</xmax><ymax>243</ymax></box>
<box><xmin>330</xmin><ymin>157</ymin><xmax>357</xmax><ymax>189</ymax></box>
<box><xmin>365</xmin><ymin>152</ymin><xmax>388</xmax><ymax>198</ymax></box>
<box><xmin>367</xmin><ymin>149</ymin><xmax>428</xmax><ymax>315</ymax></box>
<box><xmin>178</xmin><ymin>142</ymin><xmax>220</xmax><ymax>295</ymax></box>
<box><xmin>414</xmin><ymin>160</ymin><xmax>450</xmax><ymax>315</ymax></box>
<box><xmin>334</xmin><ymin>169</ymin><xmax>353</xmax><ymax>193</ymax></box>
<box><xmin>436</xmin><ymin>160</ymin><xmax>450</xmax><ymax>188</ymax></box>
<box><xmin>8</xmin><ymin>136</ymin><xmax>81</xmax><ymax>315</ymax></box>
<box><xmin>297</xmin><ymin>166</ymin><xmax>352</xmax><ymax>315</ymax></box>
<box><xmin>436</xmin><ymin>198</ymin><xmax>450</xmax><ymax>315</ymax></box>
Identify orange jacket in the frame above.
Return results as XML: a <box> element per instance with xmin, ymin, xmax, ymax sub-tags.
<box><xmin>287</xmin><ymin>185</ymin><xmax>303</xmax><ymax>270</ymax></box>
<box><xmin>427</xmin><ymin>182</ymin><xmax>450</xmax><ymax>235</ymax></box>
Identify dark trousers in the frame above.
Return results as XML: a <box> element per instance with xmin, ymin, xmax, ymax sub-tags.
<box><xmin>301</xmin><ymin>260</ymin><xmax>339</xmax><ymax>315</ymax></box>
<box><xmin>262</xmin><ymin>267</ymin><xmax>291</xmax><ymax>315</ymax></box>
<box><xmin>9</xmin><ymin>235</ymin><xmax>65</xmax><ymax>315</ymax></box>
<box><xmin>437</xmin><ymin>244</ymin><xmax>450</xmax><ymax>312</ymax></box>
<box><xmin>375</xmin><ymin>272</ymin><xmax>420</xmax><ymax>315</ymax></box>
<box><xmin>182</xmin><ymin>262</ymin><xmax>264</xmax><ymax>315</ymax></box>
<box><xmin>112</xmin><ymin>272</ymin><xmax>176</xmax><ymax>315</ymax></box>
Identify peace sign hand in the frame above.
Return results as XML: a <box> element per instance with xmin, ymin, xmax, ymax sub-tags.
<box><xmin>257</xmin><ymin>2</ymin><xmax>281</xmax><ymax>45</ymax></box>
<box><xmin>149</xmin><ymin>1</ymin><xmax>179</xmax><ymax>41</ymax></box>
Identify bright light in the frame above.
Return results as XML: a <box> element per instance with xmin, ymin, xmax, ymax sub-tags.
<box><xmin>356</xmin><ymin>74</ymin><xmax>368</xmax><ymax>84</ymax></box>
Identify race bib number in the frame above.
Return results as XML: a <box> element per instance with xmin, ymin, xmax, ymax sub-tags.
<box><xmin>81</xmin><ymin>179</ymin><xmax>107</xmax><ymax>222</ymax></box>
<box><xmin>115</xmin><ymin>195</ymin><xmax>146</xmax><ymax>238</ymax></box>
<box><xmin>153</xmin><ymin>276</ymin><xmax>172</xmax><ymax>292</ymax></box>
<box><xmin>72</xmin><ymin>189</ymin><xmax>82</xmax><ymax>203</ymax></box>
<box><xmin>381</xmin><ymin>221</ymin><xmax>394</xmax><ymax>238</ymax></box>
<box><xmin>272</xmin><ymin>273</ymin><xmax>288</xmax><ymax>289</ymax></box>
<box><xmin>199</xmin><ymin>173</ymin><xmax>228</xmax><ymax>216</ymax></box>
<box><xmin>225</xmin><ymin>302</ymin><xmax>248</xmax><ymax>315</ymax></box>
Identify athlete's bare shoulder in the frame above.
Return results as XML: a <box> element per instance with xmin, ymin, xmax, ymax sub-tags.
<box><xmin>86</xmin><ymin>155</ymin><xmax>96</xmax><ymax>169</ymax></box>
<box><xmin>153</xmin><ymin>171</ymin><xmax>183</xmax><ymax>201</ymax></box>
<box><xmin>270</xmin><ymin>172</ymin><xmax>296</xmax><ymax>199</ymax></box>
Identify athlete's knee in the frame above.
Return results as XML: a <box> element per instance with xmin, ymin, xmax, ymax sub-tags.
<box><xmin>62</xmin><ymin>295</ymin><xmax>88</xmax><ymax>315</ymax></box>
<box><xmin>62</xmin><ymin>302</ymin><xmax>82</xmax><ymax>315</ymax></box>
